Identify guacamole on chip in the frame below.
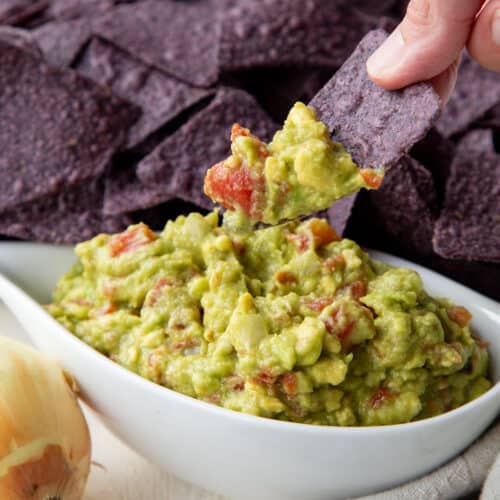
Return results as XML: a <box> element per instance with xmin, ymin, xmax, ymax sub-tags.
<box><xmin>204</xmin><ymin>103</ymin><xmax>383</xmax><ymax>225</ymax></box>
<box><xmin>49</xmin><ymin>212</ymin><xmax>491</xmax><ymax>426</ymax></box>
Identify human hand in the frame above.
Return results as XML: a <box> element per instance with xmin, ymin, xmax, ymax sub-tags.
<box><xmin>367</xmin><ymin>0</ymin><xmax>500</xmax><ymax>103</ymax></box>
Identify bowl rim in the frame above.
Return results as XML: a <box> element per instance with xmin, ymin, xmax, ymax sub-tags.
<box><xmin>3</xmin><ymin>245</ymin><xmax>500</xmax><ymax>435</ymax></box>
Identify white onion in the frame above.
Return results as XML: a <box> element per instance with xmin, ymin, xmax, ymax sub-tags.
<box><xmin>0</xmin><ymin>337</ymin><xmax>91</xmax><ymax>499</ymax></box>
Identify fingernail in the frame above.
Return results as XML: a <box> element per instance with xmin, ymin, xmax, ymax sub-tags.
<box><xmin>367</xmin><ymin>29</ymin><xmax>406</xmax><ymax>79</ymax></box>
<box><xmin>492</xmin><ymin>10</ymin><xmax>500</xmax><ymax>46</ymax></box>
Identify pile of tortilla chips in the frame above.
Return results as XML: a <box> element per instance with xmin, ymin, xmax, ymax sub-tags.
<box><xmin>0</xmin><ymin>0</ymin><xmax>499</xmax><ymax>302</ymax></box>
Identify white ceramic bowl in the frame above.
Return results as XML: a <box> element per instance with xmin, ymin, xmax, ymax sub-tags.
<box><xmin>0</xmin><ymin>242</ymin><xmax>499</xmax><ymax>500</ymax></box>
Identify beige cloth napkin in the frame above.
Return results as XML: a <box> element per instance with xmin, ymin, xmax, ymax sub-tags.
<box><xmin>356</xmin><ymin>419</ymin><xmax>500</xmax><ymax>500</ymax></box>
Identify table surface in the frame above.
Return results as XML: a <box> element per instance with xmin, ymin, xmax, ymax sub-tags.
<box><xmin>1</xmin><ymin>303</ymin><xmax>224</xmax><ymax>500</ymax></box>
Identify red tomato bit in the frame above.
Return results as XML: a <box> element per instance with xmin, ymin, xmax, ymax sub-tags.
<box><xmin>204</xmin><ymin>160</ymin><xmax>264</xmax><ymax>219</ymax></box>
<box><xmin>360</xmin><ymin>169</ymin><xmax>384</xmax><ymax>189</ymax></box>
<box><xmin>349</xmin><ymin>280</ymin><xmax>367</xmax><ymax>300</ymax></box>
<box><xmin>309</xmin><ymin>219</ymin><xmax>341</xmax><ymax>247</ymax></box>
<box><xmin>447</xmin><ymin>306</ymin><xmax>472</xmax><ymax>327</ymax></box>
<box><xmin>90</xmin><ymin>302</ymin><xmax>117</xmax><ymax>318</ymax></box>
<box><xmin>303</xmin><ymin>296</ymin><xmax>333</xmax><ymax>312</ymax></box>
<box><xmin>275</xmin><ymin>270</ymin><xmax>297</xmax><ymax>285</ymax></box>
<box><xmin>281</xmin><ymin>372</ymin><xmax>298</xmax><ymax>396</ymax></box>
<box><xmin>286</xmin><ymin>233</ymin><xmax>310</xmax><ymax>252</ymax></box>
<box><xmin>109</xmin><ymin>224</ymin><xmax>156</xmax><ymax>257</ymax></box>
<box><xmin>255</xmin><ymin>369</ymin><xmax>277</xmax><ymax>385</ymax></box>
<box><xmin>369</xmin><ymin>387</ymin><xmax>399</xmax><ymax>409</ymax></box>
<box><xmin>226</xmin><ymin>375</ymin><xmax>245</xmax><ymax>392</ymax></box>
<box><xmin>324</xmin><ymin>254</ymin><xmax>345</xmax><ymax>272</ymax></box>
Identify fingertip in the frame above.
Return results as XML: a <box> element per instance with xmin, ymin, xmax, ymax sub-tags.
<box><xmin>467</xmin><ymin>0</ymin><xmax>500</xmax><ymax>72</ymax></box>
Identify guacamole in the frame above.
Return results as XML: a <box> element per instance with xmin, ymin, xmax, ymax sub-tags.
<box><xmin>204</xmin><ymin>103</ymin><xmax>383</xmax><ymax>226</ymax></box>
<box><xmin>48</xmin><ymin>213</ymin><xmax>491</xmax><ymax>426</ymax></box>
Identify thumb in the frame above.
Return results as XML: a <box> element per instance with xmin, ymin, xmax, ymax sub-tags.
<box><xmin>467</xmin><ymin>0</ymin><xmax>500</xmax><ymax>72</ymax></box>
<box><xmin>367</xmin><ymin>0</ymin><xmax>484</xmax><ymax>90</ymax></box>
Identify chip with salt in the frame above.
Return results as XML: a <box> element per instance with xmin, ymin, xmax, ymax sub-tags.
<box><xmin>310</xmin><ymin>29</ymin><xmax>441</xmax><ymax>169</ymax></box>
<box><xmin>327</xmin><ymin>194</ymin><xmax>358</xmax><ymax>236</ymax></box>
<box><xmin>93</xmin><ymin>0</ymin><xmax>222</xmax><ymax>87</ymax></box>
<box><xmin>103</xmin><ymin>163</ymin><xmax>176</xmax><ymax>215</ymax></box>
<box><xmin>0</xmin><ymin>178</ymin><xmax>131</xmax><ymax>244</ymax></box>
<box><xmin>77</xmin><ymin>37</ymin><xmax>213</xmax><ymax>148</ymax></box>
<box><xmin>137</xmin><ymin>87</ymin><xmax>278</xmax><ymax>209</ymax></box>
<box><xmin>0</xmin><ymin>40</ymin><xmax>140</xmax><ymax>211</ymax></box>
<box><xmin>347</xmin><ymin>157</ymin><xmax>438</xmax><ymax>259</ymax></box>
<box><xmin>32</xmin><ymin>17</ymin><xmax>93</xmax><ymax>66</ymax></box>
<box><xmin>218</xmin><ymin>0</ymin><xmax>379</xmax><ymax>73</ymax></box>
<box><xmin>436</xmin><ymin>55</ymin><xmax>500</xmax><ymax>138</ymax></box>
<box><xmin>433</xmin><ymin>130</ymin><xmax>500</xmax><ymax>263</ymax></box>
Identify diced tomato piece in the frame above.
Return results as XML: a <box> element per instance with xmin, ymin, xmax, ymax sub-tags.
<box><xmin>324</xmin><ymin>254</ymin><xmax>345</xmax><ymax>272</ymax></box>
<box><xmin>349</xmin><ymin>280</ymin><xmax>367</xmax><ymax>300</ymax></box>
<box><xmin>369</xmin><ymin>387</ymin><xmax>399</xmax><ymax>409</ymax></box>
<box><xmin>147</xmin><ymin>277</ymin><xmax>176</xmax><ymax>307</ymax></box>
<box><xmin>109</xmin><ymin>224</ymin><xmax>156</xmax><ymax>257</ymax></box>
<box><xmin>303</xmin><ymin>296</ymin><xmax>333</xmax><ymax>312</ymax></box>
<box><xmin>90</xmin><ymin>302</ymin><xmax>116</xmax><ymax>318</ymax></box>
<box><xmin>231</xmin><ymin>123</ymin><xmax>269</xmax><ymax>159</ymax></box>
<box><xmin>447</xmin><ymin>306</ymin><xmax>472</xmax><ymax>327</ymax></box>
<box><xmin>324</xmin><ymin>306</ymin><xmax>355</xmax><ymax>349</ymax></box>
<box><xmin>226</xmin><ymin>375</ymin><xmax>245</xmax><ymax>392</ymax></box>
<box><xmin>275</xmin><ymin>270</ymin><xmax>297</xmax><ymax>285</ymax></box>
<box><xmin>170</xmin><ymin>338</ymin><xmax>198</xmax><ymax>351</ymax></box>
<box><xmin>309</xmin><ymin>219</ymin><xmax>340</xmax><ymax>247</ymax></box>
<box><xmin>286</xmin><ymin>233</ymin><xmax>310</xmax><ymax>252</ymax></box>
<box><xmin>281</xmin><ymin>372</ymin><xmax>298</xmax><ymax>396</ymax></box>
<box><xmin>231</xmin><ymin>123</ymin><xmax>252</xmax><ymax>141</ymax></box>
<box><xmin>324</xmin><ymin>307</ymin><xmax>339</xmax><ymax>334</ymax></box>
<box><xmin>204</xmin><ymin>161</ymin><xmax>264</xmax><ymax>218</ymax></box>
<box><xmin>360</xmin><ymin>169</ymin><xmax>384</xmax><ymax>189</ymax></box>
<box><xmin>337</xmin><ymin>280</ymin><xmax>367</xmax><ymax>300</ymax></box>
<box><xmin>337</xmin><ymin>321</ymin><xmax>355</xmax><ymax>342</ymax></box>
<box><xmin>255</xmin><ymin>368</ymin><xmax>277</xmax><ymax>385</ymax></box>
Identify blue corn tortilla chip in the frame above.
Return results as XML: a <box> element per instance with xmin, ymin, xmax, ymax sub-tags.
<box><xmin>327</xmin><ymin>194</ymin><xmax>358</xmax><ymax>236</ymax></box>
<box><xmin>0</xmin><ymin>25</ymin><xmax>41</xmax><ymax>55</ymax></box>
<box><xmin>0</xmin><ymin>178</ymin><xmax>131</xmax><ymax>244</ymax></box>
<box><xmin>0</xmin><ymin>0</ymin><xmax>47</xmax><ymax>26</ymax></box>
<box><xmin>137</xmin><ymin>87</ymin><xmax>278</xmax><ymax>209</ymax></box>
<box><xmin>410</xmin><ymin>128</ymin><xmax>456</xmax><ymax>202</ymax></box>
<box><xmin>32</xmin><ymin>17</ymin><xmax>93</xmax><ymax>66</ymax></box>
<box><xmin>310</xmin><ymin>29</ymin><xmax>441</xmax><ymax>169</ymax></box>
<box><xmin>0</xmin><ymin>40</ymin><xmax>140</xmax><ymax>211</ymax></box>
<box><xmin>347</xmin><ymin>157</ymin><xmax>438</xmax><ymax>259</ymax></box>
<box><xmin>433</xmin><ymin>130</ymin><xmax>500</xmax><ymax>263</ymax></box>
<box><xmin>93</xmin><ymin>0</ymin><xmax>222</xmax><ymax>87</ymax></box>
<box><xmin>103</xmin><ymin>163</ymin><xmax>176</xmax><ymax>215</ymax></box>
<box><xmin>76</xmin><ymin>37</ymin><xmax>214</xmax><ymax>149</ymax></box>
<box><xmin>475</xmin><ymin>102</ymin><xmax>500</xmax><ymax>130</ymax></box>
<box><xmin>218</xmin><ymin>0</ymin><xmax>379</xmax><ymax>73</ymax></box>
<box><xmin>48</xmin><ymin>0</ymin><xmax>113</xmax><ymax>20</ymax></box>
<box><xmin>351</xmin><ymin>0</ymin><xmax>398</xmax><ymax>15</ymax></box>
<box><xmin>436</xmin><ymin>54</ymin><xmax>500</xmax><ymax>138</ymax></box>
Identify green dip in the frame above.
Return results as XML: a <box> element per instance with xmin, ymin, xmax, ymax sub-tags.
<box><xmin>204</xmin><ymin>103</ymin><xmax>383</xmax><ymax>226</ymax></box>
<box><xmin>48</xmin><ymin>213</ymin><xmax>491</xmax><ymax>426</ymax></box>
